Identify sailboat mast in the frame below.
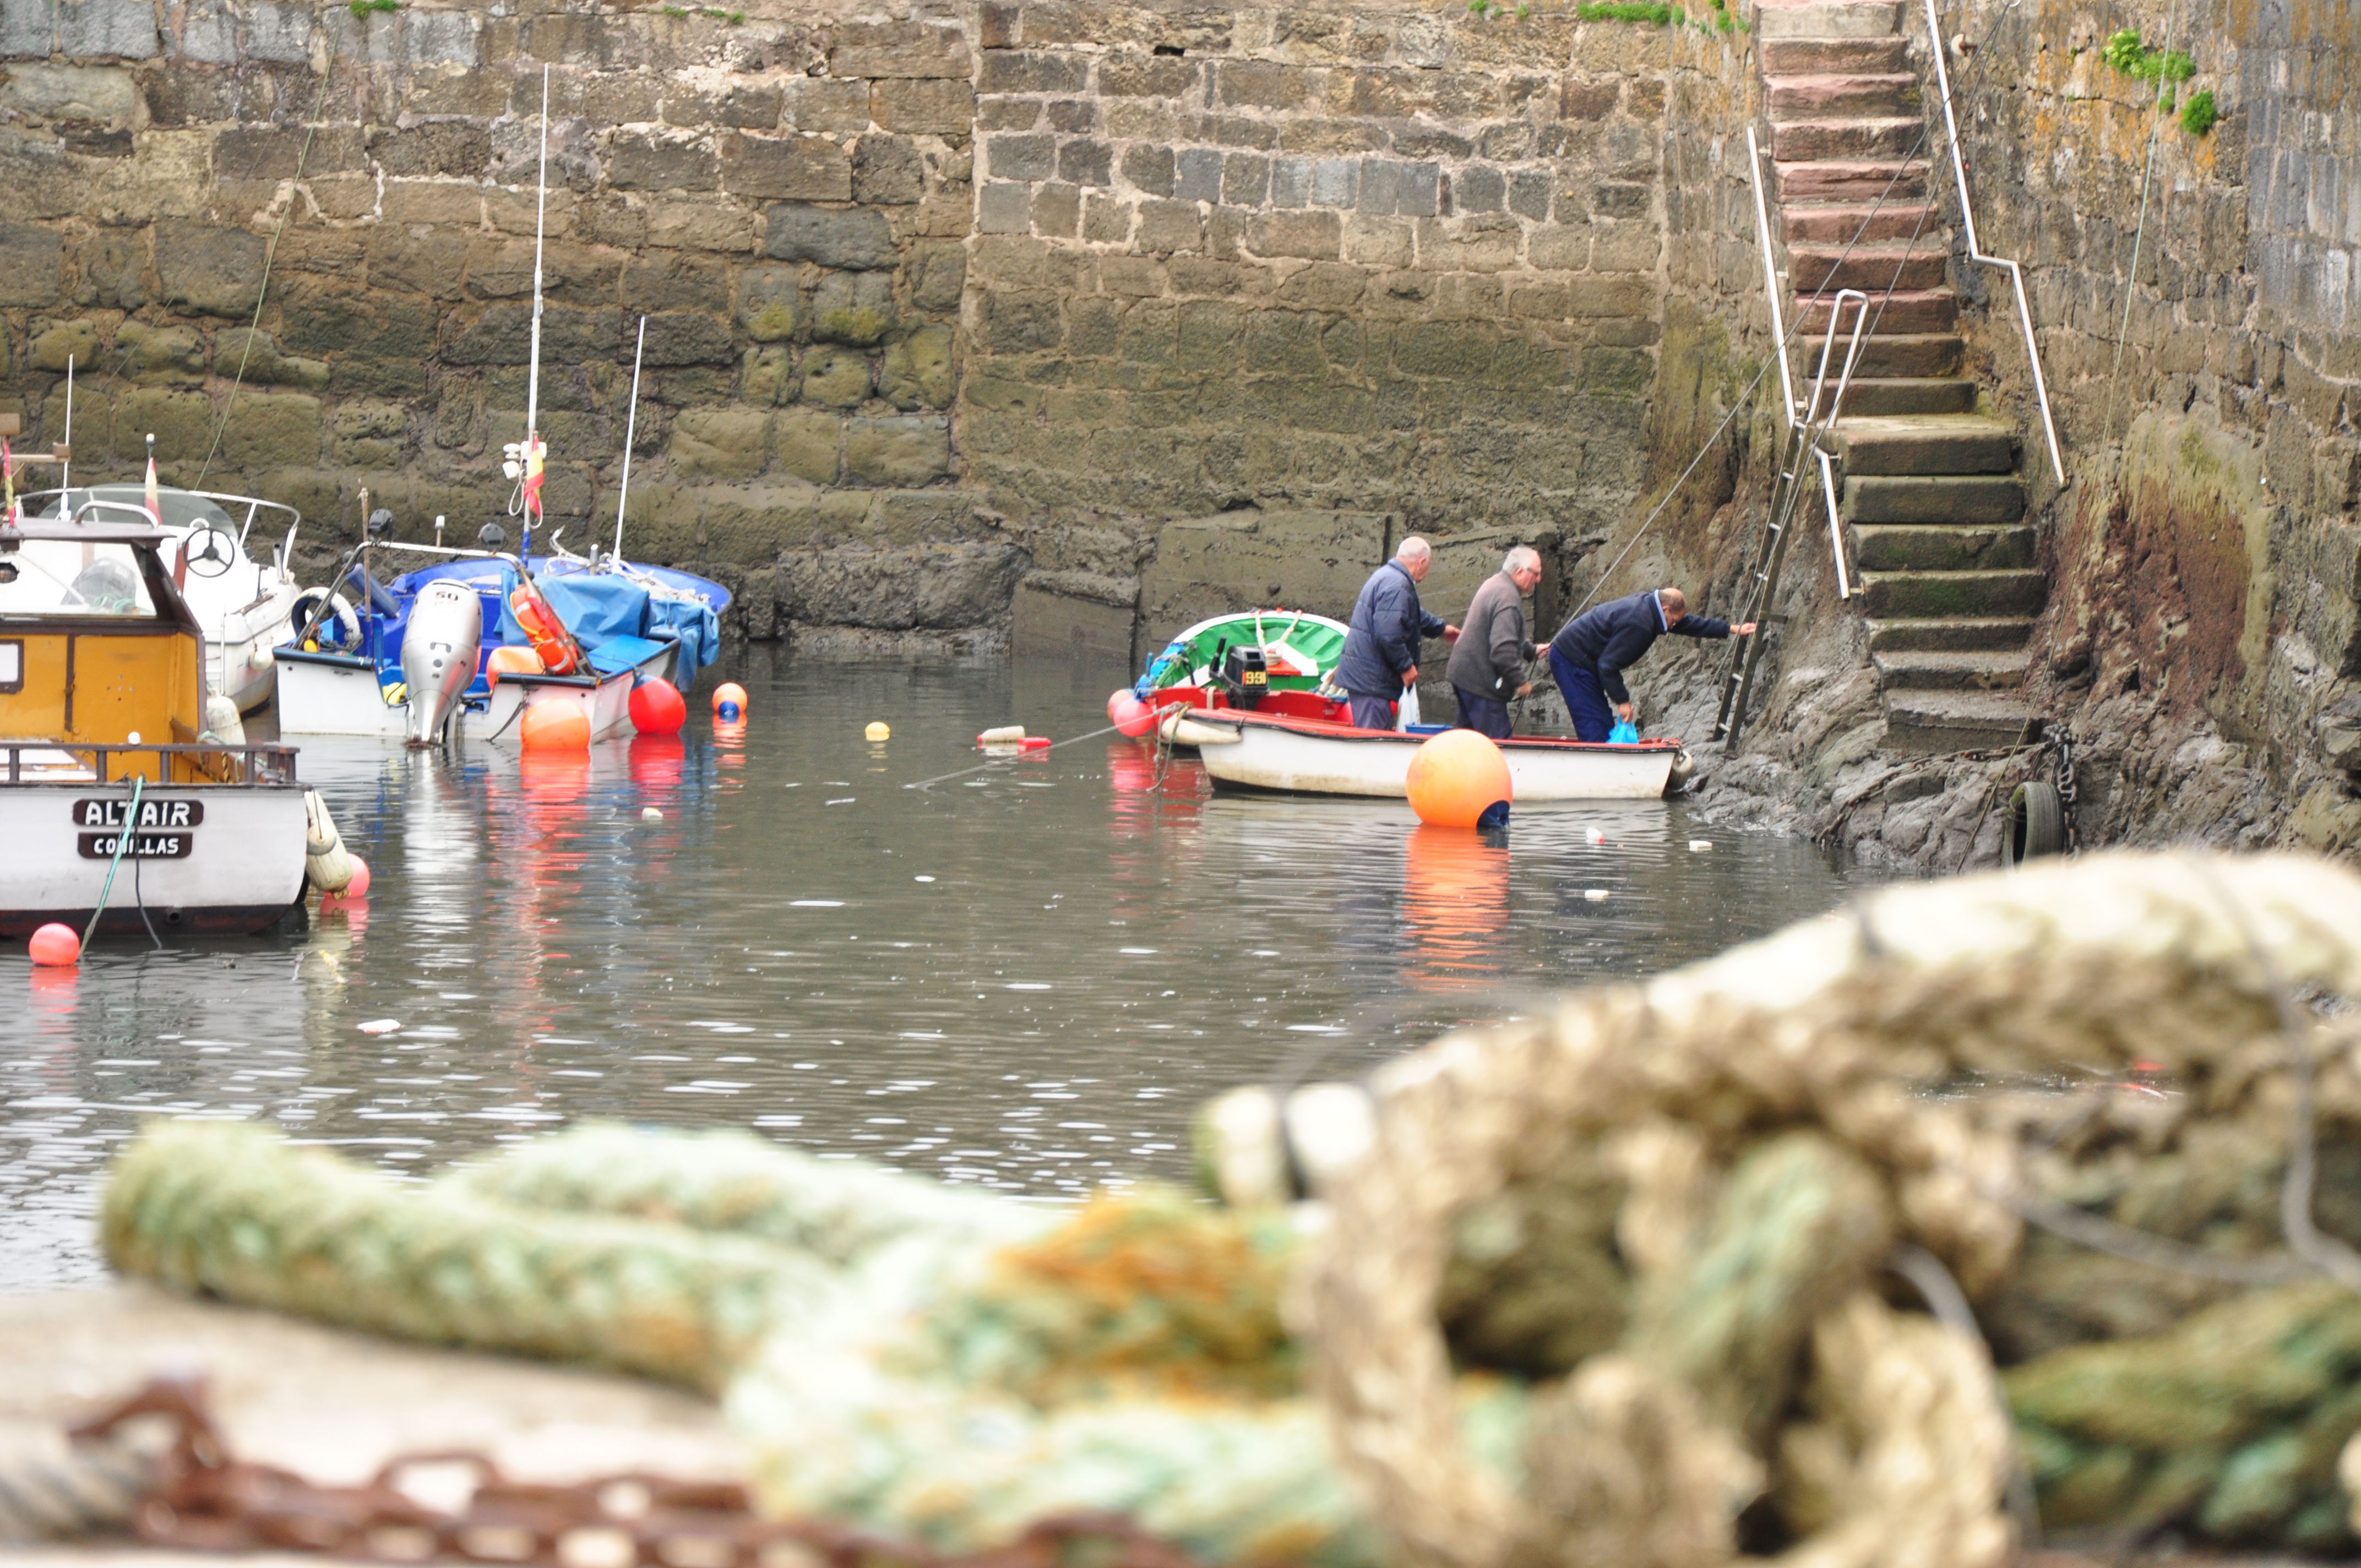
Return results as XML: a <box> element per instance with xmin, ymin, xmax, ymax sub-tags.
<box><xmin>524</xmin><ymin>63</ymin><xmax>549</xmax><ymax>555</ymax></box>
<box><xmin>614</xmin><ymin>315</ymin><xmax>646</xmax><ymax>560</ymax></box>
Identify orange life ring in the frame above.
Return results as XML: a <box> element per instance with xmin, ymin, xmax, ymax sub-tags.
<box><xmin>509</xmin><ymin>582</ymin><xmax>582</xmax><ymax>676</ymax></box>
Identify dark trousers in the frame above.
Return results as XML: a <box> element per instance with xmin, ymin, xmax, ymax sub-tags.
<box><xmin>1452</xmin><ymin>689</ymin><xmax>1513</xmax><ymax>739</ymax></box>
<box><xmin>1346</xmin><ymin>693</ymin><xmax>1398</xmax><ymax>731</ymax></box>
<box><xmin>1548</xmin><ymin>647</ymin><xmax>1616</xmax><ymax>743</ymax></box>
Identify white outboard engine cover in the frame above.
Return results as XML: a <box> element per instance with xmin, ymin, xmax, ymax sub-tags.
<box><xmin>400</xmin><ymin>580</ymin><xmax>484</xmax><ymax>747</ymax></box>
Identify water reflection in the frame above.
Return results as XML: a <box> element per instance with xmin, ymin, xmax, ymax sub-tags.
<box><xmin>2</xmin><ymin>649</ymin><xmax>1874</xmax><ymax>1289</ymax></box>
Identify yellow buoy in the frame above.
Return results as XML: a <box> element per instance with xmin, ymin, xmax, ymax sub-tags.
<box><xmin>866</xmin><ymin>721</ymin><xmax>891</xmax><ymax>742</ymax></box>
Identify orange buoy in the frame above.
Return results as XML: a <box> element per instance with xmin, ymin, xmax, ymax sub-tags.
<box><xmin>486</xmin><ymin>645</ymin><xmax>546</xmax><ymax>688</ymax></box>
<box><xmin>28</xmin><ymin>922</ymin><xmax>80</xmax><ymax>966</ymax></box>
<box><xmin>342</xmin><ymin>857</ymin><xmax>371</xmax><ymax>899</ymax></box>
<box><xmin>1405</xmin><ymin>728</ymin><xmax>1511</xmax><ymax>829</ymax></box>
<box><xmin>520</xmin><ymin>695</ymin><xmax>592</xmax><ymax>751</ymax></box>
<box><xmin>629</xmin><ymin>678</ymin><xmax>688</xmax><ymax>736</ymax></box>
<box><xmin>712</xmin><ymin>682</ymin><xmax>749</xmax><ymax>720</ymax></box>
<box><xmin>1108</xmin><ymin>690</ymin><xmax>1156</xmax><ymax>739</ymax></box>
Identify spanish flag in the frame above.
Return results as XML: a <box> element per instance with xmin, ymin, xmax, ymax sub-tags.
<box><xmin>521</xmin><ymin>437</ymin><xmax>545</xmax><ymax>522</ymax></box>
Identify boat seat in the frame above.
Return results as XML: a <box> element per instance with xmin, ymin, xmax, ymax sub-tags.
<box><xmin>585</xmin><ymin>633</ymin><xmax>672</xmax><ymax>677</ymax></box>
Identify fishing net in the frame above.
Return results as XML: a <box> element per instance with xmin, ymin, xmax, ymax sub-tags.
<box><xmin>1303</xmin><ymin>850</ymin><xmax>2361</xmax><ymax>1568</ymax></box>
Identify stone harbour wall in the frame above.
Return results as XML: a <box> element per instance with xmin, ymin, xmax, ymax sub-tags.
<box><xmin>0</xmin><ymin>0</ymin><xmax>1749</xmax><ymax>663</ymax></box>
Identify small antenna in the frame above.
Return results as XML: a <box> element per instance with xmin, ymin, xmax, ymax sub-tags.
<box><xmin>434</xmin><ymin>513</ymin><xmax>446</xmax><ymax>547</ymax></box>
<box><xmin>614</xmin><ymin>314</ymin><xmax>646</xmax><ymax>561</ymax></box>
<box><xmin>61</xmin><ymin>355</ymin><xmax>73</xmax><ymax>491</ymax></box>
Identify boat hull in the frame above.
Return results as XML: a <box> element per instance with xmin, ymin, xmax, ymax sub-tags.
<box><xmin>275</xmin><ymin>643</ymin><xmax>676</xmax><ymax>742</ymax></box>
<box><xmin>1190</xmin><ymin>712</ymin><xmax>1682</xmax><ymax>801</ymax></box>
<box><xmin>0</xmin><ymin>782</ymin><xmax>308</xmax><ymax>937</ymax></box>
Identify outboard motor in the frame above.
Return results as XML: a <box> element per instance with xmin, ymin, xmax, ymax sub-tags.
<box><xmin>1219</xmin><ymin>644</ymin><xmax>1269</xmax><ymax>709</ymax></box>
<box><xmin>400</xmin><ymin>579</ymin><xmax>483</xmax><ymax>747</ymax></box>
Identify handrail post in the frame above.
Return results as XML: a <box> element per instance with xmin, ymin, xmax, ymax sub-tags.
<box><xmin>1818</xmin><ymin>448</ymin><xmax>1850</xmax><ymax>599</ymax></box>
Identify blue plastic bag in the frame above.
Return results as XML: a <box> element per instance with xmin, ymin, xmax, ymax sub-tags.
<box><xmin>1608</xmin><ymin>720</ymin><xmax>1640</xmax><ymax>745</ymax></box>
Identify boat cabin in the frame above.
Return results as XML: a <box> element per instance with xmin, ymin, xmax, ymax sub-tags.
<box><xmin>0</xmin><ymin>504</ymin><xmax>215</xmax><ymax>781</ymax></box>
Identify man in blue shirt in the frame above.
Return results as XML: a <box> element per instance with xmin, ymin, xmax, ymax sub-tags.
<box><xmin>1335</xmin><ymin>537</ymin><xmax>1460</xmax><ymax>731</ymax></box>
<box><xmin>1548</xmin><ymin>586</ymin><xmax>1755</xmax><ymax>742</ymax></box>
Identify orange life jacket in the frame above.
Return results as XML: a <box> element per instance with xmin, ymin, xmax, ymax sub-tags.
<box><xmin>509</xmin><ymin>582</ymin><xmax>583</xmax><ymax>676</ymax></box>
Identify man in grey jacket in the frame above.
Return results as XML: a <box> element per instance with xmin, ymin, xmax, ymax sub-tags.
<box><xmin>1447</xmin><ymin>546</ymin><xmax>1543</xmax><ymax>739</ymax></box>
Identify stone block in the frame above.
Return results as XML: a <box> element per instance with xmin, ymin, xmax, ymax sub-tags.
<box><xmin>645</xmin><ymin>200</ymin><xmax>758</xmax><ymax>253</ymax></box>
<box><xmin>1011</xmin><ymin>572</ymin><xmax>1138</xmax><ymax>662</ymax></box>
<box><xmin>405</xmin><ymin>66</ymin><xmax>512</xmax><ymax>118</ymax></box>
<box><xmin>978</xmin><ymin>98</ymin><xmax>1041</xmax><ymax>132</ymax></box>
<box><xmin>776</xmin><ymin>540</ymin><xmax>1025</xmax><ymax>630</ymax></box>
<box><xmin>978</xmin><ymin>181</ymin><xmax>1031</xmax><ymax>235</ymax></box>
<box><xmin>1361</xmin><ymin>159</ymin><xmax>1440</xmax><ymax>217</ymax></box>
<box><xmin>366</xmin><ymin>228</ymin><xmax>471</xmax><ymax>301</ymax></box>
<box><xmin>785</xmin><ymin>77</ymin><xmax>871</xmax><ymax>133</ymax></box>
<box><xmin>401</xmin><ymin>8</ymin><xmax>477</xmax><ymax>67</ymax></box>
<box><xmin>829</xmin><ymin>20</ymin><xmax>970</xmax><ymax>79</ymax></box>
<box><xmin>721</xmin><ymin>132</ymin><xmax>851</xmax><ymax>201</ymax></box>
<box><xmin>811</xmin><ymin>271</ymin><xmax>896</xmax><ymax>346</ymax></box>
<box><xmin>327</xmin><ymin>399</ymin><xmax>405</xmax><ymax>466</ymax></box>
<box><xmin>719</xmin><ymin>82</ymin><xmax>782</xmax><ymax>130</ymax></box>
<box><xmin>765</xmin><ymin>203</ymin><xmax>896</xmax><ymax>269</ymax></box>
<box><xmin>880</xmin><ymin>324</ymin><xmax>955</xmax><ymax>410</ymax></box>
<box><xmin>1140</xmin><ymin>509</ymin><xmax>1392</xmax><ymax>641</ymax></box>
<box><xmin>1121</xmin><ymin>144</ymin><xmax>1174</xmax><ymax>196</ymax></box>
<box><xmin>57</xmin><ymin>0</ymin><xmax>157</xmax><ymax>58</ymax></box>
<box><xmin>774</xmin><ymin>407</ymin><xmax>843</xmax><ymax>483</ymax></box>
<box><xmin>116</xmin><ymin>321</ymin><xmax>206</xmax><ymax>384</ymax></box>
<box><xmin>1223</xmin><ymin>152</ymin><xmax>1270</xmax><ymax>206</ymax></box>
<box><xmin>909</xmin><ymin>245</ymin><xmax>966</xmax><ymax>312</ymax></box>
<box><xmin>643</xmin><ymin>311</ymin><xmax>737</xmax><ymax>367</ymax></box>
<box><xmin>1509</xmin><ymin>168</ymin><xmax>1553</xmax><ymax>222</ymax></box>
<box><xmin>1451</xmin><ymin>165</ymin><xmax>1505</xmax><ymax>214</ymax></box>
<box><xmin>871</xmin><ymin>78</ymin><xmax>973</xmax><ymax>135</ymax></box>
<box><xmin>1136</xmin><ymin>199</ymin><xmax>1203</xmax><ymax>254</ymax></box>
<box><xmin>368</xmin><ymin>121</ymin><xmax>492</xmax><ymax>179</ymax></box>
<box><xmin>668</xmin><ymin>406</ymin><xmax>771</xmax><ymax>480</ymax></box>
<box><xmin>0</xmin><ymin>0</ymin><xmax>50</xmax><ymax>56</ymax></box>
<box><xmin>30</xmin><ymin>317</ymin><xmax>99</xmax><ymax>373</ymax></box>
<box><xmin>1082</xmin><ymin>193</ymin><xmax>1134</xmax><ymax>243</ymax></box>
<box><xmin>154</xmin><ymin>220</ymin><xmax>264</xmax><ymax>318</ymax></box>
<box><xmin>0</xmin><ymin>221</ymin><xmax>62</xmax><ymax>306</ymax></box>
<box><xmin>985</xmin><ymin>132</ymin><xmax>1053</xmax><ymax>182</ymax></box>
<box><xmin>850</xmin><ymin>133</ymin><xmax>924</xmax><ymax>205</ymax></box>
<box><xmin>977</xmin><ymin>50</ymin><xmax>1089</xmax><ymax>94</ymax></box>
<box><xmin>845</xmin><ymin>413</ymin><xmax>951</xmax><ymax>486</ymax></box>
<box><xmin>1312</xmin><ymin>156</ymin><xmax>1359</xmax><ymax>208</ymax></box>
<box><xmin>742</xmin><ymin>344</ymin><xmax>797</xmax><ymax>405</ymax></box>
<box><xmin>443</xmin><ymin>302</ymin><xmax>621</xmax><ymax>366</ymax></box>
<box><xmin>1248</xmin><ymin>209</ymin><xmax>1341</xmax><ymax>260</ymax></box>
<box><xmin>1058</xmin><ymin>138</ymin><xmax>1112</xmax><ymax>187</ymax></box>
<box><xmin>110</xmin><ymin>387</ymin><xmax>213</xmax><ymax>463</ymax></box>
<box><xmin>171</xmin><ymin>0</ymin><xmax>235</xmax><ymax>63</ymax></box>
<box><xmin>1174</xmin><ymin>146</ymin><xmax>1223</xmax><ymax>202</ymax></box>
<box><xmin>610</xmin><ymin>132</ymin><xmax>719</xmax><ymax>193</ymax></box>
<box><xmin>2</xmin><ymin>63</ymin><xmax>143</xmax><ymax>126</ymax></box>
<box><xmin>623</xmin><ymin>252</ymin><xmax>731</xmax><ymax>314</ymax></box>
<box><xmin>1031</xmin><ymin>181</ymin><xmax>1080</xmax><ymax>237</ymax></box>
<box><xmin>1270</xmin><ymin>156</ymin><xmax>1311</xmax><ymax>208</ymax></box>
<box><xmin>799</xmin><ymin>343</ymin><xmax>873</xmax><ymax>407</ymax></box>
<box><xmin>1100</xmin><ymin>53</ymin><xmax>1196</xmax><ymax>97</ymax></box>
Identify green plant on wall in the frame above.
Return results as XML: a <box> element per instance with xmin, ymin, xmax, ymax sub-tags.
<box><xmin>347</xmin><ymin>0</ymin><xmax>398</xmax><ymax>15</ymax></box>
<box><xmin>2098</xmin><ymin>27</ymin><xmax>2217</xmax><ymax>133</ymax></box>
<box><xmin>2179</xmin><ymin>86</ymin><xmax>2218</xmax><ymax>135</ymax></box>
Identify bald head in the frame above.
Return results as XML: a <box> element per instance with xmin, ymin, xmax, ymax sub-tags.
<box><xmin>1657</xmin><ymin>586</ymin><xmax>1688</xmax><ymax>621</ymax></box>
<box><xmin>1396</xmin><ymin>535</ymin><xmax>1433</xmax><ymax>581</ymax></box>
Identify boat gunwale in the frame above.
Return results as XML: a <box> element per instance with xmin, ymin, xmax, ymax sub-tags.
<box><xmin>1183</xmin><ymin>708</ymin><xmax>1688</xmax><ymax>754</ymax></box>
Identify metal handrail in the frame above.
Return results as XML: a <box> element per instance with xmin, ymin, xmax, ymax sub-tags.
<box><xmin>1816</xmin><ymin>448</ymin><xmax>1851</xmax><ymax>599</ymax></box>
<box><xmin>1746</xmin><ymin>125</ymin><xmax>1799</xmax><ymax>424</ymax></box>
<box><xmin>1920</xmin><ymin>0</ymin><xmax>2064</xmax><ymax>484</ymax></box>
<box><xmin>3</xmin><ymin>740</ymin><xmax>300</xmax><ymax>786</ymax></box>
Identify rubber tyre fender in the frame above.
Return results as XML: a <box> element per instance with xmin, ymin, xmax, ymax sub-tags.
<box><xmin>290</xmin><ymin>589</ymin><xmax>363</xmax><ymax>655</ymax></box>
<box><xmin>2006</xmin><ymin>780</ymin><xmax>2066</xmax><ymax>867</ymax></box>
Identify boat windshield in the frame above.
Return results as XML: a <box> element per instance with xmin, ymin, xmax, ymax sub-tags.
<box><xmin>32</xmin><ymin>486</ymin><xmax>238</xmax><ymax>534</ymax></box>
<box><xmin>0</xmin><ymin>540</ymin><xmax>159</xmax><ymax>618</ymax></box>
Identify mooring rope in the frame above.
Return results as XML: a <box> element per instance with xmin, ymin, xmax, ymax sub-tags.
<box><xmin>902</xmin><ymin>720</ymin><xmax>1130</xmax><ymax>791</ymax></box>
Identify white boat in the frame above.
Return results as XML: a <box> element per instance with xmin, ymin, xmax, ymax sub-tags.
<box><xmin>1183</xmin><ymin>709</ymin><xmax>1688</xmax><ymax>801</ymax></box>
<box><xmin>274</xmin><ymin>636</ymin><xmax>677</xmax><ymax>742</ymax></box>
<box><xmin>1</xmin><ymin>505</ymin><xmax>308</xmax><ymax>937</ymax></box>
<box><xmin>27</xmin><ymin>485</ymin><xmax>302</xmax><ymax>715</ymax></box>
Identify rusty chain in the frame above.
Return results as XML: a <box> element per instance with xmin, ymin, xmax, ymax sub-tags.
<box><xmin>70</xmin><ymin>1377</ymin><xmax>1215</xmax><ymax>1568</ymax></box>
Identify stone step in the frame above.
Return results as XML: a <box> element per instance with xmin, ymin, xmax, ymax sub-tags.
<box><xmin>1851</xmin><ymin>522</ymin><xmax>2037</xmax><ymax>571</ymax></box>
<box><xmin>1794</xmin><ymin>288</ymin><xmax>1958</xmax><ymax>333</ymax></box>
<box><xmin>1834</xmin><ymin>413</ymin><xmax>2017</xmax><ymax>475</ymax></box>
<box><xmin>1844</xmin><ymin>472</ymin><xmax>2025</xmax><ymax>522</ymax></box>
<box><xmin>1865</xmin><ymin>616</ymin><xmax>2036</xmax><ymax>652</ymax></box>
<box><xmin>1859</xmin><ymin>568</ymin><xmax>2047</xmax><ymax>618</ymax></box>
<box><xmin>1775</xmin><ymin>159</ymin><xmax>1929</xmax><ymax>204</ymax></box>
<box><xmin>1824</xmin><ymin>377</ymin><xmax>1978</xmax><ymax>416</ymax></box>
<box><xmin>1781</xmin><ymin>200</ymin><xmax>1944</xmax><ymax>243</ymax></box>
<box><xmin>1760</xmin><ymin>35</ymin><xmax>1911</xmax><ymax>73</ymax></box>
<box><xmin>1755</xmin><ymin>0</ymin><xmax>1903</xmax><ymax>37</ymax></box>
<box><xmin>1883</xmin><ymin>689</ymin><xmax>2043</xmax><ymax>753</ymax></box>
<box><xmin>1845</xmin><ymin>333</ymin><xmax>1965</xmax><ymax>378</ymax></box>
<box><xmin>1766</xmin><ymin>73</ymin><xmax>1922</xmax><ymax>118</ymax></box>
<box><xmin>1770</xmin><ymin>116</ymin><xmax>1924</xmax><ymax>161</ymax></box>
<box><xmin>1788</xmin><ymin>239</ymin><xmax>1950</xmax><ymax>293</ymax></box>
<box><xmin>1870</xmin><ymin>648</ymin><xmax>2033</xmax><ymax>692</ymax></box>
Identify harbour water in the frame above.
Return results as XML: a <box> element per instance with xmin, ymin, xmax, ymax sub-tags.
<box><xmin>2</xmin><ymin>651</ymin><xmax>1877</xmax><ymax>1289</ymax></box>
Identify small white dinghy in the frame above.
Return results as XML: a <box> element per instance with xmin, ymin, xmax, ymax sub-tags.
<box><xmin>1184</xmin><ymin>709</ymin><xmax>1688</xmax><ymax>802</ymax></box>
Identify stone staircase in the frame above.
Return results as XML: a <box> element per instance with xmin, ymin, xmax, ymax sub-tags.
<box><xmin>1759</xmin><ymin>0</ymin><xmax>2042</xmax><ymax>753</ymax></box>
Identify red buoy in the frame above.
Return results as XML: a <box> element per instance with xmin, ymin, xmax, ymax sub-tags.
<box><xmin>28</xmin><ymin>922</ymin><xmax>80</xmax><ymax>966</ymax></box>
<box><xmin>1108</xmin><ymin>690</ymin><xmax>1156</xmax><ymax>739</ymax></box>
<box><xmin>630</xmin><ymin>677</ymin><xmax>688</xmax><ymax>737</ymax></box>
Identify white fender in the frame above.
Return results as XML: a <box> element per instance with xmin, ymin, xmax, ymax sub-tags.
<box><xmin>302</xmin><ymin>788</ymin><xmax>356</xmax><ymax>894</ymax></box>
